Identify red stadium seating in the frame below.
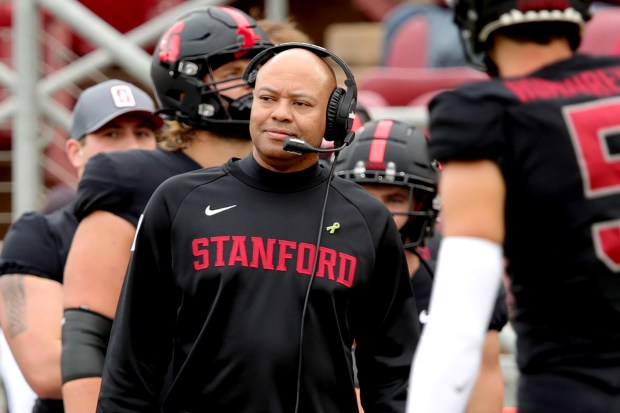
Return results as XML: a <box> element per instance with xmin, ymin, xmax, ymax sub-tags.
<box><xmin>579</xmin><ymin>7</ymin><xmax>620</xmax><ymax>56</ymax></box>
<box><xmin>408</xmin><ymin>89</ymin><xmax>446</xmax><ymax>108</ymax></box>
<box><xmin>384</xmin><ymin>15</ymin><xmax>429</xmax><ymax>68</ymax></box>
<box><xmin>72</xmin><ymin>0</ymin><xmax>184</xmax><ymax>55</ymax></box>
<box><xmin>358</xmin><ymin>90</ymin><xmax>390</xmax><ymax>108</ymax></box>
<box><xmin>358</xmin><ymin>66</ymin><xmax>488</xmax><ymax>106</ymax></box>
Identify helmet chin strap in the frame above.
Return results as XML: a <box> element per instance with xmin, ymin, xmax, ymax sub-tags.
<box><xmin>227</xmin><ymin>93</ymin><xmax>254</xmax><ymax>119</ymax></box>
<box><xmin>173</xmin><ymin>92</ymin><xmax>254</xmax><ymax>140</ymax></box>
<box><xmin>205</xmin><ymin>120</ymin><xmax>252</xmax><ymax>140</ymax></box>
<box><xmin>197</xmin><ymin>93</ymin><xmax>254</xmax><ymax>139</ymax></box>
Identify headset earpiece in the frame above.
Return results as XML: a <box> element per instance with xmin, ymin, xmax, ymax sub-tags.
<box><xmin>242</xmin><ymin>42</ymin><xmax>357</xmax><ymax>147</ymax></box>
<box><xmin>325</xmin><ymin>87</ymin><xmax>345</xmax><ymax>142</ymax></box>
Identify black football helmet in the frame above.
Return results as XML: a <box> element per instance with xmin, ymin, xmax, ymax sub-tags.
<box><xmin>451</xmin><ymin>0</ymin><xmax>591</xmax><ymax>69</ymax></box>
<box><xmin>151</xmin><ymin>6</ymin><xmax>273</xmax><ymax>138</ymax></box>
<box><xmin>351</xmin><ymin>101</ymin><xmax>372</xmax><ymax>133</ymax></box>
<box><xmin>335</xmin><ymin>119</ymin><xmax>440</xmax><ymax>247</ymax></box>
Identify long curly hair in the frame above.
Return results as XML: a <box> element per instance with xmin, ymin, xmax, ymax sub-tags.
<box><xmin>157</xmin><ymin>120</ymin><xmax>197</xmax><ymax>151</ymax></box>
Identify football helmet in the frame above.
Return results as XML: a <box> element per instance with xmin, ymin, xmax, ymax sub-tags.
<box><xmin>151</xmin><ymin>6</ymin><xmax>273</xmax><ymax>137</ymax></box>
<box><xmin>452</xmin><ymin>0</ymin><xmax>591</xmax><ymax>66</ymax></box>
<box><xmin>351</xmin><ymin>101</ymin><xmax>372</xmax><ymax>133</ymax></box>
<box><xmin>335</xmin><ymin>119</ymin><xmax>439</xmax><ymax>247</ymax></box>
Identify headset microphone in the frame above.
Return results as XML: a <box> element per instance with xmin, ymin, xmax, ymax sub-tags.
<box><xmin>283</xmin><ymin>132</ymin><xmax>355</xmax><ymax>155</ymax></box>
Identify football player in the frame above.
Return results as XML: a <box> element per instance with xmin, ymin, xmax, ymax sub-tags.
<box><xmin>61</xmin><ymin>7</ymin><xmax>273</xmax><ymax>413</ymax></box>
<box><xmin>406</xmin><ymin>0</ymin><xmax>620</xmax><ymax>412</ymax></box>
<box><xmin>0</xmin><ymin>79</ymin><xmax>161</xmax><ymax>413</ymax></box>
<box><xmin>335</xmin><ymin>118</ymin><xmax>508</xmax><ymax>413</ymax></box>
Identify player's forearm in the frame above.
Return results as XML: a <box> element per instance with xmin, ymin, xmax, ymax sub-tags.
<box><xmin>63</xmin><ymin>377</ymin><xmax>102</xmax><ymax>413</ymax></box>
<box><xmin>406</xmin><ymin>237</ymin><xmax>503</xmax><ymax>413</ymax></box>
<box><xmin>18</xmin><ymin>338</ymin><xmax>63</xmax><ymax>398</ymax></box>
<box><xmin>465</xmin><ymin>331</ymin><xmax>504</xmax><ymax>413</ymax></box>
<box><xmin>0</xmin><ymin>275</ymin><xmax>64</xmax><ymax>398</ymax></box>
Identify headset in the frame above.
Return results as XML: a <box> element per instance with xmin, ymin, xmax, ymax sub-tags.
<box><xmin>242</xmin><ymin>42</ymin><xmax>358</xmax><ymax>148</ymax></box>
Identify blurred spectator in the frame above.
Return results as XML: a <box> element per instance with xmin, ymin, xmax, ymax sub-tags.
<box><xmin>381</xmin><ymin>0</ymin><xmax>468</xmax><ymax>68</ymax></box>
<box><xmin>352</xmin><ymin>0</ymin><xmax>402</xmax><ymax>21</ymax></box>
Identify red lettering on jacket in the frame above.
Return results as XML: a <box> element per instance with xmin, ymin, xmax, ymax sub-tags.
<box><xmin>337</xmin><ymin>253</ymin><xmax>357</xmax><ymax>287</ymax></box>
<box><xmin>276</xmin><ymin>240</ymin><xmax>296</xmax><ymax>271</ymax></box>
<box><xmin>211</xmin><ymin>236</ymin><xmax>230</xmax><ymax>267</ymax></box>
<box><xmin>250</xmin><ymin>237</ymin><xmax>276</xmax><ymax>270</ymax></box>
<box><xmin>191</xmin><ymin>236</ymin><xmax>359</xmax><ymax>287</ymax></box>
<box><xmin>193</xmin><ymin>238</ymin><xmax>209</xmax><ymax>270</ymax></box>
<box><xmin>316</xmin><ymin>248</ymin><xmax>337</xmax><ymax>281</ymax></box>
<box><xmin>297</xmin><ymin>242</ymin><xmax>316</xmax><ymax>275</ymax></box>
<box><xmin>229</xmin><ymin>236</ymin><xmax>248</xmax><ymax>266</ymax></box>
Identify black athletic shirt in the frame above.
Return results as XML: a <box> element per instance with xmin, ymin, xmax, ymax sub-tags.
<box><xmin>75</xmin><ymin>148</ymin><xmax>202</xmax><ymax>226</ymax></box>
<box><xmin>428</xmin><ymin>54</ymin><xmax>620</xmax><ymax>374</ymax></box>
<box><xmin>0</xmin><ymin>200</ymin><xmax>77</xmax><ymax>283</ymax></box>
<box><xmin>0</xmin><ymin>203</ymin><xmax>77</xmax><ymax>413</ymax></box>
<box><xmin>97</xmin><ymin>155</ymin><xmax>419</xmax><ymax>413</ymax></box>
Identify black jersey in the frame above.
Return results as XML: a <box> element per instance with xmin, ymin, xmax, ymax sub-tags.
<box><xmin>0</xmin><ymin>203</ymin><xmax>77</xmax><ymax>413</ymax></box>
<box><xmin>97</xmin><ymin>156</ymin><xmax>419</xmax><ymax>413</ymax></box>
<box><xmin>412</xmin><ymin>232</ymin><xmax>508</xmax><ymax>332</ymax></box>
<box><xmin>75</xmin><ymin>148</ymin><xmax>202</xmax><ymax>226</ymax></box>
<box><xmin>0</xmin><ymin>200</ymin><xmax>78</xmax><ymax>283</ymax></box>
<box><xmin>428</xmin><ymin>54</ymin><xmax>620</xmax><ymax>373</ymax></box>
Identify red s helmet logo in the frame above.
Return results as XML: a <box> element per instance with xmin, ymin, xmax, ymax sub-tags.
<box><xmin>221</xmin><ymin>6</ymin><xmax>263</xmax><ymax>59</ymax></box>
<box><xmin>158</xmin><ymin>21</ymin><xmax>185</xmax><ymax>64</ymax></box>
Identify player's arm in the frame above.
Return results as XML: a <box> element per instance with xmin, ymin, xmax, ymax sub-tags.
<box><xmin>97</xmin><ymin>186</ymin><xmax>177</xmax><ymax>412</ymax></box>
<box><xmin>0</xmin><ymin>275</ymin><xmax>63</xmax><ymax>398</ymax></box>
<box><xmin>466</xmin><ymin>330</ymin><xmax>504</xmax><ymax>413</ymax></box>
<box><xmin>61</xmin><ymin>210</ymin><xmax>136</xmax><ymax>413</ymax></box>
<box><xmin>466</xmin><ymin>279</ymin><xmax>508</xmax><ymax>413</ymax></box>
<box><xmin>406</xmin><ymin>159</ymin><xmax>506</xmax><ymax>413</ymax></box>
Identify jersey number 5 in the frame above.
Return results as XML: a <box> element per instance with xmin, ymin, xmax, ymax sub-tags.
<box><xmin>564</xmin><ymin>97</ymin><xmax>620</xmax><ymax>271</ymax></box>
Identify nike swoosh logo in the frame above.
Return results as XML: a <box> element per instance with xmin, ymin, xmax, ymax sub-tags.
<box><xmin>205</xmin><ymin>205</ymin><xmax>237</xmax><ymax>216</ymax></box>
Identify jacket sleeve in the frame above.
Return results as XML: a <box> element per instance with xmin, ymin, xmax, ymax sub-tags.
<box><xmin>96</xmin><ymin>184</ymin><xmax>178</xmax><ymax>412</ymax></box>
<box><xmin>355</xmin><ymin>217</ymin><xmax>421</xmax><ymax>413</ymax></box>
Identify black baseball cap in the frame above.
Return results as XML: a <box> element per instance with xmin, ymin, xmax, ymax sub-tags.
<box><xmin>70</xmin><ymin>79</ymin><xmax>164</xmax><ymax>140</ymax></box>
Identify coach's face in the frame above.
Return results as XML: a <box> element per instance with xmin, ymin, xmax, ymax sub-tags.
<box><xmin>249</xmin><ymin>48</ymin><xmax>336</xmax><ymax>172</ymax></box>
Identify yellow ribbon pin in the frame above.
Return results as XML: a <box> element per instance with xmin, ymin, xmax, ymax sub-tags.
<box><xmin>326</xmin><ymin>222</ymin><xmax>340</xmax><ymax>234</ymax></box>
